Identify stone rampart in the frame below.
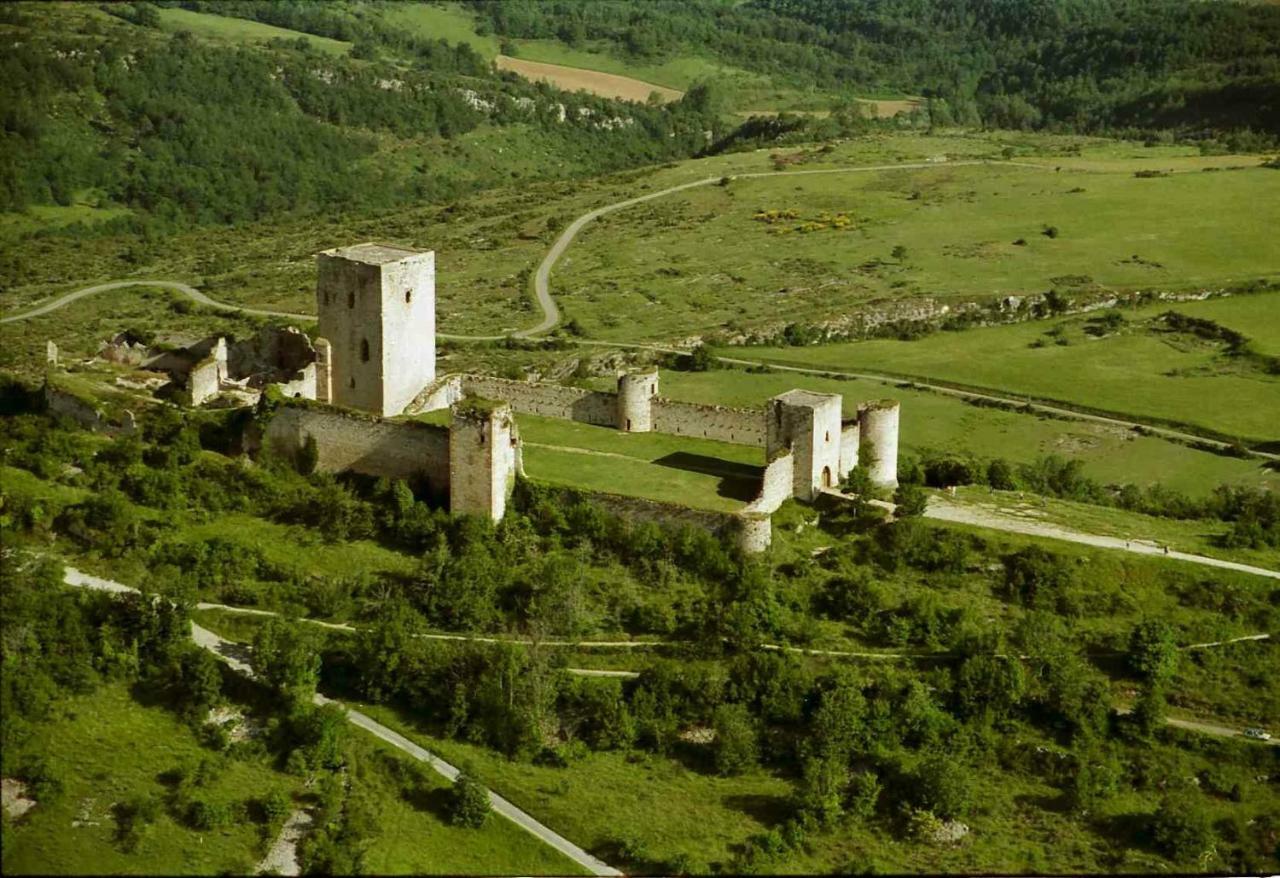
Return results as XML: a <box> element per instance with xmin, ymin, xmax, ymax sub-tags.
<box><xmin>263</xmin><ymin>405</ymin><xmax>449</xmax><ymax>488</ymax></box>
<box><xmin>460</xmin><ymin>375</ymin><xmax>615</xmax><ymax>426</ymax></box>
<box><xmin>650</xmin><ymin>399</ymin><xmax>765</xmax><ymax>446</ymax></box>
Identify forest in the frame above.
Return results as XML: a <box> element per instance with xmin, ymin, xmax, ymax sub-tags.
<box><xmin>471</xmin><ymin>0</ymin><xmax>1280</xmax><ymax>142</ymax></box>
<box><xmin>0</xmin><ymin>3</ymin><xmax>723</xmax><ymax>229</ymax></box>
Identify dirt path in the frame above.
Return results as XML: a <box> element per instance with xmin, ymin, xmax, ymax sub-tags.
<box><xmin>923</xmin><ymin>496</ymin><xmax>1280</xmax><ymax>580</ymax></box>
<box><xmin>1113</xmin><ymin>706</ymin><xmax>1278</xmax><ymax>746</ymax></box>
<box><xmin>0</xmin><ymin>280</ymin><xmax>310</xmax><ymax>325</ymax></box>
<box><xmin>61</xmin><ymin>568</ymin><xmax>622</xmax><ymax>877</ymax></box>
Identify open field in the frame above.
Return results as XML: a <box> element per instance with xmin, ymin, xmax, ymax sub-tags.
<box><xmin>554</xmin><ymin>157</ymin><xmax>1280</xmax><ymax>342</ymax></box>
<box><xmin>725</xmin><ymin>291</ymin><xmax>1280</xmax><ymax>443</ymax></box>
<box><xmin>496</xmin><ymin>56</ymin><xmax>683</xmax><ymax>103</ymax></box>
<box><xmin>154</xmin><ymin>7</ymin><xmax>351</xmax><ymax>55</ymax></box>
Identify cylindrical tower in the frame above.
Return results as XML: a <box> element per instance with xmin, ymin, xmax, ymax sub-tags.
<box><xmin>736</xmin><ymin>512</ymin><xmax>772</xmax><ymax>554</ymax></box>
<box><xmin>858</xmin><ymin>399</ymin><xmax>900</xmax><ymax>489</ymax></box>
<box><xmin>616</xmin><ymin>368</ymin><xmax>658</xmax><ymax>432</ymax></box>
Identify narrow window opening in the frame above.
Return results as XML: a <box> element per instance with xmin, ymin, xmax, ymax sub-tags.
<box><xmin>626</xmin><ymin>418</ymin><xmax>632</xmax><ymax>431</ymax></box>
<box><xmin>347</xmin><ymin>291</ymin><xmax>355</xmax><ymax>309</ymax></box>
<box><xmin>405</xmin><ymin>289</ymin><xmax>412</xmax><ymax>304</ymax></box>
<box><xmin>825</xmin><ymin>430</ymin><xmax>830</xmax><ymax>442</ymax></box>
<box><xmin>361</xmin><ymin>339</ymin><xmax>370</xmax><ymax>362</ymax></box>
<box><xmin>349</xmin><ymin>377</ymin><xmax>355</xmax><ymax>389</ymax></box>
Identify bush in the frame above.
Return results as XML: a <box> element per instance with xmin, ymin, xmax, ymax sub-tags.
<box><xmin>1151</xmin><ymin>792</ymin><xmax>1216</xmax><ymax>862</ymax></box>
<box><xmin>911</xmin><ymin>756</ymin><xmax>972</xmax><ymax>821</ymax></box>
<box><xmin>712</xmin><ymin>703</ymin><xmax>759</xmax><ymax>776</ymax></box>
<box><xmin>449</xmin><ymin>772</ymin><xmax>491</xmax><ymax>828</ymax></box>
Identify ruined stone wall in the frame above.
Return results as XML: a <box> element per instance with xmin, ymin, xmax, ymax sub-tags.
<box><xmin>274</xmin><ymin>362</ymin><xmax>317</xmax><ymax>400</ymax></box>
<box><xmin>460</xmin><ymin>375</ymin><xmax>616</xmax><ymax>426</ymax></box>
<box><xmin>743</xmin><ymin>450</ymin><xmax>794</xmax><ymax>516</ymax></box>
<box><xmin>411</xmin><ymin>375</ymin><xmax>463</xmax><ymax>414</ymax></box>
<box><xmin>650</xmin><ymin>399</ymin><xmax>765</xmax><ymax>446</ymax></box>
<box><xmin>263</xmin><ymin>405</ymin><xmax>450</xmax><ymax>488</ymax></box>
<box><xmin>189</xmin><ymin>356</ymin><xmax>221</xmax><ymax>406</ymax></box>
<box><xmin>839</xmin><ymin>420</ymin><xmax>860</xmax><ymax>481</ymax></box>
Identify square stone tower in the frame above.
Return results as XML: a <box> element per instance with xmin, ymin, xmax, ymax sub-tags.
<box><xmin>316</xmin><ymin>243</ymin><xmax>435</xmax><ymax>417</ymax></box>
<box><xmin>766</xmin><ymin>389</ymin><xmax>844</xmax><ymax>500</ymax></box>
<box><xmin>449</xmin><ymin>398</ymin><xmax>518</xmax><ymax>521</ymax></box>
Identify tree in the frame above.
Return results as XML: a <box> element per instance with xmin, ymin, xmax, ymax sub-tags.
<box><xmin>687</xmin><ymin>344</ymin><xmax>714</xmax><ymax>372</ymax></box>
<box><xmin>795</xmin><ymin>754</ymin><xmax>847</xmax><ymax>827</ymax></box>
<box><xmin>911</xmin><ymin>756</ymin><xmax>972</xmax><ymax>821</ymax></box>
<box><xmin>1127</xmin><ymin>619</ymin><xmax>1179</xmax><ymax>684</ymax></box>
<box><xmin>449</xmin><ymin>772</ymin><xmax>491</xmax><ymax>828</ymax></box>
<box><xmin>891</xmin><ymin>244</ymin><xmax>908</xmax><ymax>261</ymax></box>
<box><xmin>251</xmin><ymin>618</ymin><xmax>320</xmax><ymax>707</ymax></box>
<box><xmin>712</xmin><ymin>703</ymin><xmax>759</xmax><ymax>776</ymax></box>
<box><xmin>1151</xmin><ymin>792</ymin><xmax>1215</xmax><ymax>862</ymax></box>
<box><xmin>893</xmin><ymin>482</ymin><xmax>928</xmax><ymax>517</ymax></box>
<box><xmin>986</xmin><ymin>458</ymin><xmax>1017</xmax><ymax>490</ymax></box>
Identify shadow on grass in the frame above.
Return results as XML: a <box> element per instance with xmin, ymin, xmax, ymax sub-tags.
<box><xmin>652</xmin><ymin>452</ymin><xmax>762</xmax><ymax>502</ymax></box>
<box><xmin>723</xmin><ymin>792</ymin><xmax>791</xmax><ymax>828</ymax></box>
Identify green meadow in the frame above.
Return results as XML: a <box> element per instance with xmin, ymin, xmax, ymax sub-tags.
<box><xmin>154</xmin><ymin>7</ymin><xmax>351</xmax><ymax>55</ymax></box>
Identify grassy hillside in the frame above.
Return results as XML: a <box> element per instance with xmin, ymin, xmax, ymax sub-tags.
<box><xmin>555</xmin><ymin>151</ymin><xmax>1280</xmax><ymax>341</ymax></box>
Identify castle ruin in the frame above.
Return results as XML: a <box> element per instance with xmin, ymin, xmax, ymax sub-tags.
<box><xmin>256</xmin><ymin>242</ymin><xmax>902</xmax><ymax>553</ymax></box>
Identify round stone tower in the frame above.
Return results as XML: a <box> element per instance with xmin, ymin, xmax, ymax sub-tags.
<box><xmin>858</xmin><ymin>399</ymin><xmax>900</xmax><ymax>489</ymax></box>
<box><xmin>616</xmin><ymin>368</ymin><xmax>659</xmax><ymax>433</ymax></box>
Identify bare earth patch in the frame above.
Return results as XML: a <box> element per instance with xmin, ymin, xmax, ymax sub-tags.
<box><xmin>257</xmin><ymin>809</ymin><xmax>313</xmax><ymax>877</ymax></box>
<box><xmin>207</xmin><ymin>705</ymin><xmax>262</xmax><ymax>743</ymax></box>
<box><xmin>495</xmin><ymin>55</ymin><xmax>682</xmax><ymax>103</ymax></box>
<box><xmin>2</xmin><ymin>778</ymin><xmax>37</xmax><ymax>819</ymax></box>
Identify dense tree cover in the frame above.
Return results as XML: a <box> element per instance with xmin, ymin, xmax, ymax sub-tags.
<box><xmin>470</xmin><ymin>0</ymin><xmax>1280</xmax><ymax>143</ymax></box>
<box><xmin>0</xmin><ymin>5</ymin><xmax>723</xmax><ymax>228</ymax></box>
<box><xmin>3</xmin><ymin>391</ymin><xmax>1279</xmax><ymax>872</ymax></box>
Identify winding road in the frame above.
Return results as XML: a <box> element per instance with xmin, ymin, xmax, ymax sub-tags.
<box><xmin>7</xmin><ymin>156</ymin><xmax>1271</xmax><ymax>463</ymax></box>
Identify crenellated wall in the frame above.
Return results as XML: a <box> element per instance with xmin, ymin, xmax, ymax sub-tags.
<box><xmin>650</xmin><ymin>399</ymin><xmax>765</xmax><ymax>446</ymax></box>
<box><xmin>262</xmin><ymin>405</ymin><xmax>450</xmax><ymax>488</ymax></box>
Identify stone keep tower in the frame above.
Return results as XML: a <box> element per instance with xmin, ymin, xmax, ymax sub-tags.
<box><xmin>766</xmin><ymin>389</ymin><xmax>844</xmax><ymax>500</ymax></box>
<box><xmin>316</xmin><ymin>243</ymin><xmax>435</xmax><ymax>417</ymax></box>
<box><xmin>616</xmin><ymin>368</ymin><xmax>658</xmax><ymax>432</ymax></box>
<box><xmin>449</xmin><ymin>399</ymin><xmax>519</xmax><ymax>521</ymax></box>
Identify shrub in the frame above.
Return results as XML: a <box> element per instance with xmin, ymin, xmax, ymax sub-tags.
<box><xmin>712</xmin><ymin>703</ymin><xmax>759</xmax><ymax>776</ymax></box>
<box><xmin>449</xmin><ymin>772</ymin><xmax>491</xmax><ymax>828</ymax></box>
<box><xmin>1151</xmin><ymin>792</ymin><xmax>1216</xmax><ymax>862</ymax></box>
<box><xmin>911</xmin><ymin>756</ymin><xmax>972</xmax><ymax>821</ymax></box>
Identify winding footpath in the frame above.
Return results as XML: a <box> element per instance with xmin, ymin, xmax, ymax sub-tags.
<box><xmin>62</xmin><ymin>566</ymin><xmax>1276</xmax><ymax>755</ymax></box>
<box><xmin>62</xmin><ymin>567</ymin><xmax>622</xmax><ymax>877</ymax></box>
